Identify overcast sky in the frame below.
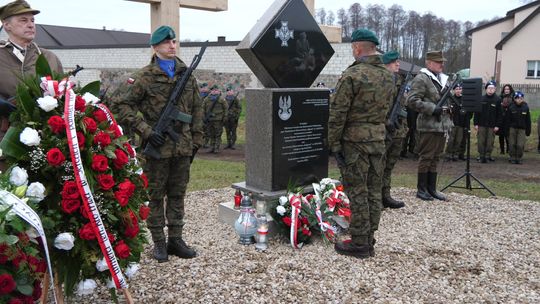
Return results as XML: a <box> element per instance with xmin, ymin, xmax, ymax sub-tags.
<box><xmin>11</xmin><ymin>0</ymin><xmax>527</xmax><ymax>41</ymax></box>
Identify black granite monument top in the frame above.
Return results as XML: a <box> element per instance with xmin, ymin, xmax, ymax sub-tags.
<box><xmin>236</xmin><ymin>0</ymin><xmax>334</xmax><ymax>88</ymax></box>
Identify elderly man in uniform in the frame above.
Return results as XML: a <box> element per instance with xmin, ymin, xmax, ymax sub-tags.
<box><xmin>381</xmin><ymin>50</ymin><xmax>407</xmax><ymax>209</ymax></box>
<box><xmin>203</xmin><ymin>87</ymin><xmax>228</xmax><ymax>153</ymax></box>
<box><xmin>110</xmin><ymin>26</ymin><xmax>203</xmax><ymax>262</ymax></box>
<box><xmin>0</xmin><ymin>0</ymin><xmax>63</xmax><ymax>170</ymax></box>
<box><xmin>328</xmin><ymin>29</ymin><xmax>395</xmax><ymax>258</ymax></box>
<box><xmin>406</xmin><ymin>51</ymin><xmax>453</xmax><ymax>201</ymax></box>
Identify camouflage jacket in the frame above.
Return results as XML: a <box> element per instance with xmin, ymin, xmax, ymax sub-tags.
<box><xmin>226</xmin><ymin>97</ymin><xmax>242</xmax><ymax>121</ymax></box>
<box><xmin>388</xmin><ymin>73</ymin><xmax>408</xmax><ymax>139</ymax></box>
<box><xmin>109</xmin><ymin>55</ymin><xmax>204</xmax><ymax>158</ymax></box>
<box><xmin>203</xmin><ymin>97</ymin><xmax>228</xmax><ymax>122</ymax></box>
<box><xmin>406</xmin><ymin>68</ymin><xmax>453</xmax><ymax>133</ymax></box>
<box><xmin>328</xmin><ymin>55</ymin><xmax>395</xmax><ymax>152</ymax></box>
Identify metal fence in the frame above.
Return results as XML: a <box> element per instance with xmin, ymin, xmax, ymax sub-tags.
<box><xmin>507</xmin><ymin>83</ymin><xmax>540</xmax><ymax>109</ymax></box>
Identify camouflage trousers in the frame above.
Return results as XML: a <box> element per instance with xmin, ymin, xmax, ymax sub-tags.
<box><xmin>340</xmin><ymin>141</ymin><xmax>385</xmax><ymax>245</ymax></box>
<box><xmin>477</xmin><ymin>126</ymin><xmax>496</xmax><ymax>158</ymax></box>
<box><xmin>144</xmin><ymin>156</ymin><xmax>191</xmax><ymax>243</ymax></box>
<box><xmin>417</xmin><ymin>132</ymin><xmax>446</xmax><ymax>173</ymax></box>
<box><xmin>206</xmin><ymin>120</ymin><xmax>224</xmax><ymax>151</ymax></box>
<box><xmin>382</xmin><ymin>136</ymin><xmax>404</xmax><ymax>198</ymax></box>
<box><xmin>508</xmin><ymin>127</ymin><xmax>526</xmax><ymax>161</ymax></box>
<box><xmin>445</xmin><ymin>126</ymin><xmax>464</xmax><ymax>156</ymax></box>
<box><xmin>224</xmin><ymin>118</ymin><xmax>239</xmax><ymax>146</ymax></box>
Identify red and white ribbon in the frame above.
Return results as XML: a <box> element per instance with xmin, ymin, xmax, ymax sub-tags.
<box><xmin>289</xmin><ymin>194</ymin><xmax>302</xmax><ymax>249</ymax></box>
<box><xmin>64</xmin><ymin>86</ymin><xmax>128</xmax><ymax>289</ymax></box>
<box><xmin>40</xmin><ymin>77</ymin><xmax>72</xmax><ymax>98</ymax></box>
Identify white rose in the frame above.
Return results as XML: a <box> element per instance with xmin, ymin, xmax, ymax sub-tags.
<box><xmin>278</xmin><ymin>196</ymin><xmax>288</xmax><ymax>206</ymax></box>
<box><xmin>82</xmin><ymin>92</ymin><xmax>100</xmax><ymax>105</ymax></box>
<box><xmin>76</xmin><ymin>279</ymin><xmax>97</xmax><ymax>296</ymax></box>
<box><xmin>106</xmin><ymin>279</ymin><xmax>116</xmax><ymax>289</ymax></box>
<box><xmin>26</xmin><ymin>182</ymin><xmax>46</xmax><ymax>202</ymax></box>
<box><xmin>125</xmin><ymin>263</ymin><xmax>140</xmax><ymax>279</ymax></box>
<box><xmin>9</xmin><ymin>166</ymin><xmax>28</xmax><ymax>186</ymax></box>
<box><xmin>276</xmin><ymin>205</ymin><xmax>286</xmax><ymax>216</ymax></box>
<box><xmin>36</xmin><ymin>95</ymin><xmax>58</xmax><ymax>112</ymax></box>
<box><xmin>96</xmin><ymin>258</ymin><xmax>108</xmax><ymax>272</ymax></box>
<box><xmin>54</xmin><ymin>232</ymin><xmax>75</xmax><ymax>250</ymax></box>
<box><xmin>19</xmin><ymin>127</ymin><xmax>41</xmax><ymax>146</ymax></box>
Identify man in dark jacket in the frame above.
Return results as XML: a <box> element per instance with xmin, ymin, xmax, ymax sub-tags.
<box><xmin>473</xmin><ymin>81</ymin><xmax>502</xmax><ymax>163</ymax></box>
<box><xmin>505</xmin><ymin>91</ymin><xmax>531</xmax><ymax>164</ymax></box>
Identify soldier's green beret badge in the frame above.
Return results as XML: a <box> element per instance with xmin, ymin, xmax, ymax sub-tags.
<box><xmin>351</xmin><ymin>28</ymin><xmax>379</xmax><ymax>46</ymax></box>
<box><xmin>150</xmin><ymin>25</ymin><xmax>176</xmax><ymax>45</ymax></box>
<box><xmin>382</xmin><ymin>50</ymin><xmax>400</xmax><ymax>64</ymax></box>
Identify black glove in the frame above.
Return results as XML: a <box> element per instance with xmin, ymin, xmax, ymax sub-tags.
<box><xmin>148</xmin><ymin>131</ymin><xmax>165</xmax><ymax>147</ymax></box>
<box><xmin>332</xmin><ymin>151</ymin><xmax>346</xmax><ymax>168</ymax></box>
<box><xmin>0</xmin><ymin>99</ymin><xmax>16</xmax><ymax>117</ymax></box>
<box><xmin>432</xmin><ymin>106</ymin><xmax>443</xmax><ymax>117</ymax></box>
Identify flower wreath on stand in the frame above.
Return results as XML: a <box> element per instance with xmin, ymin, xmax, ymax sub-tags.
<box><xmin>0</xmin><ymin>164</ymin><xmax>48</xmax><ymax>304</ymax></box>
<box><xmin>0</xmin><ymin>56</ymin><xmax>149</xmax><ymax>301</ymax></box>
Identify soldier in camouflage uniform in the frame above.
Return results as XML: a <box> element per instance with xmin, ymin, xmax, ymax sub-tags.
<box><xmin>203</xmin><ymin>87</ymin><xmax>228</xmax><ymax>153</ymax></box>
<box><xmin>224</xmin><ymin>89</ymin><xmax>242</xmax><ymax>149</ymax></box>
<box><xmin>110</xmin><ymin>26</ymin><xmax>203</xmax><ymax>262</ymax></box>
<box><xmin>406</xmin><ymin>51</ymin><xmax>453</xmax><ymax>201</ymax></box>
<box><xmin>328</xmin><ymin>29</ymin><xmax>395</xmax><ymax>258</ymax></box>
<box><xmin>199</xmin><ymin>83</ymin><xmax>210</xmax><ymax>148</ymax></box>
<box><xmin>381</xmin><ymin>50</ymin><xmax>407</xmax><ymax>209</ymax></box>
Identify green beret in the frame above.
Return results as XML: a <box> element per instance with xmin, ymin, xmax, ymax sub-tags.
<box><xmin>351</xmin><ymin>28</ymin><xmax>379</xmax><ymax>45</ymax></box>
<box><xmin>382</xmin><ymin>50</ymin><xmax>400</xmax><ymax>64</ymax></box>
<box><xmin>0</xmin><ymin>0</ymin><xmax>40</xmax><ymax>20</ymax></box>
<box><xmin>150</xmin><ymin>25</ymin><xmax>176</xmax><ymax>45</ymax></box>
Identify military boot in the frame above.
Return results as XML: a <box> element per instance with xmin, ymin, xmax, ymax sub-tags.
<box><xmin>416</xmin><ymin>172</ymin><xmax>433</xmax><ymax>201</ymax></box>
<box><xmin>382</xmin><ymin>196</ymin><xmax>405</xmax><ymax>209</ymax></box>
<box><xmin>368</xmin><ymin>236</ymin><xmax>376</xmax><ymax>257</ymax></box>
<box><xmin>153</xmin><ymin>241</ymin><xmax>168</xmax><ymax>263</ymax></box>
<box><xmin>167</xmin><ymin>238</ymin><xmax>197</xmax><ymax>259</ymax></box>
<box><xmin>229</xmin><ymin>141</ymin><xmax>236</xmax><ymax>150</ymax></box>
<box><xmin>334</xmin><ymin>240</ymin><xmax>370</xmax><ymax>259</ymax></box>
<box><xmin>427</xmin><ymin>172</ymin><xmax>447</xmax><ymax>201</ymax></box>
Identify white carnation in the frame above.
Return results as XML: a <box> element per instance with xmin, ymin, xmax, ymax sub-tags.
<box><xmin>82</xmin><ymin>92</ymin><xmax>100</xmax><ymax>105</ymax></box>
<box><xmin>96</xmin><ymin>258</ymin><xmax>108</xmax><ymax>272</ymax></box>
<box><xmin>37</xmin><ymin>95</ymin><xmax>58</xmax><ymax>112</ymax></box>
<box><xmin>106</xmin><ymin>279</ymin><xmax>116</xmax><ymax>289</ymax></box>
<box><xmin>278</xmin><ymin>196</ymin><xmax>288</xmax><ymax>206</ymax></box>
<box><xmin>276</xmin><ymin>205</ymin><xmax>286</xmax><ymax>216</ymax></box>
<box><xmin>54</xmin><ymin>232</ymin><xmax>75</xmax><ymax>250</ymax></box>
<box><xmin>19</xmin><ymin>127</ymin><xmax>41</xmax><ymax>146</ymax></box>
<box><xmin>26</xmin><ymin>182</ymin><xmax>46</xmax><ymax>202</ymax></box>
<box><xmin>9</xmin><ymin>166</ymin><xmax>28</xmax><ymax>186</ymax></box>
<box><xmin>125</xmin><ymin>262</ymin><xmax>140</xmax><ymax>279</ymax></box>
<box><xmin>76</xmin><ymin>279</ymin><xmax>97</xmax><ymax>296</ymax></box>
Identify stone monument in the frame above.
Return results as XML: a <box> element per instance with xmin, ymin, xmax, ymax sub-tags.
<box><xmin>219</xmin><ymin>0</ymin><xmax>334</xmax><ymax>226</ymax></box>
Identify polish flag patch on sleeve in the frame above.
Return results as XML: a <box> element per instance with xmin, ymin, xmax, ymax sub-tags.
<box><xmin>127</xmin><ymin>77</ymin><xmax>135</xmax><ymax>84</ymax></box>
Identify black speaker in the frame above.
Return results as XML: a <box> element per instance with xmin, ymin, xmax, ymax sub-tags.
<box><xmin>461</xmin><ymin>78</ymin><xmax>483</xmax><ymax>113</ymax></box>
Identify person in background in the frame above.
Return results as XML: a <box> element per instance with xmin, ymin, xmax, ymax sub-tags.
<box><xmin>498</xmin><ymin>84</ymin><xmax>514</xmax><ymax>154</ymax></box>
<box><xmin>474</xmin><ymin>80</ymin><xmax>502</xmax><ymax>163</ymax></box>
<box><xmin>401</xmin><ymin>85</ymin><xmax>417</xmax><ymax>158</ymax></box>
<box><xmin>203</xmin><ymin>87</ymin><xmax>227</xmax><ymax>153</ymax></box>
<box><xmin>505</xmin><ymin>91</ymin><xmax>531</xmax><ymax>164</ymax></box>
<box><xmin>444</xmin><ymin>83</ymin><xmax>470</xmax><ymax>161</ymax></box>
<box><xmin>224</xmin><ymin>88</ymin><xmax>241</xmax><ymax>150</ymax></box>
<box><xmin>199</xmin><ymin>83</ymin><xmax>210</xmax><ymax>148</ymax></box>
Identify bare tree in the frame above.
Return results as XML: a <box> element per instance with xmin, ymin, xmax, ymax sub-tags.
<box><xmin>384</xmin><ymin>4</ymin><xmax>406</xmax><ymax>51</ymax></box>
<box><xmin>349</xmin><ymin>3</ymin><xmax>362</xmax><ymax>31</ymax></box>
<box><xmin>317</xmin><ymin>8</ymin><xmax>327</xmax><ymax>25</ymax></box>
<box><xmin>365</xmin><ymin>4</ymin><xmax>386</xmax><ymax>44</ymax></box>
<box><xmin>327</xmin><ymin>10</ymin><xmax>335</xmax><ymax>26</ymax></box>
<box><xmin>337</xmin><ymin>8</ymin><xmax>350</xmax><ymax>37</ymax></box>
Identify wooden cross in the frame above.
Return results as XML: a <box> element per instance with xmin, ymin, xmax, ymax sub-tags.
<box><xmin>126</xmin><ymin>0</ymin><xmax>227</xmax><ymax>43</ymax></box>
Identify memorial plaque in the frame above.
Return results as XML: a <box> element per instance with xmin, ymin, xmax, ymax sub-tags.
<box><xmin>236</xmin><ymin>0</ymin><xmax>334</xmax><ymax>88</ymax></box>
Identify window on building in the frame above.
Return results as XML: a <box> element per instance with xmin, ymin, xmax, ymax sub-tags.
<box><xmin>527</xmin><ymin>60</ymin><xmax>540</xmax><ymax>78</ymax></box>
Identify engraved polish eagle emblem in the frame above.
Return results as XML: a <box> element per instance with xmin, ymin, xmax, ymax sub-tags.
<box><xmin>275</xmin><ymin>21</ymin><xmax>294</xmax><ymax>47</ymax></box>
<box><xmin>278</xmin><ymin>95</ymin><xmax>292</xmax><ymax>121</ymax></box>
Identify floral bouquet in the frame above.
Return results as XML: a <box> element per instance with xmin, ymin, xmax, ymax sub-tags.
<box><xmin>0</xmin><ymin>164</ymin><xmax>48</xmax><ymax>304</ymax></box>
<box><xmin>0</xmin><ymin>56</ymin><xmax>148</xmax><ymax>298</ymax></box>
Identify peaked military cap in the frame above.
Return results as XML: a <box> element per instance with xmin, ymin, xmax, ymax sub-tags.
<box><xmin>426</xmin><ymin>50</ymin><xmax>446</xmax><ymax>62</ymax></box>
<box><xmin>514</xmin><ymin>91</ymin><xmax>524</xmax><ymax>98</ymax></box>
<box><xmin>150</xmin><ymin>25</ymin><xmax>176</xmax><ymax>45</ymax></box>
<box><xmin>485</xmin><ymin>80</ymin><xmax>496</xmax><ymax>89</ymax></box>
<box><xmin>0</xmin><ymin>0</ymin><xmax>40</xmax><ymax>20</ymax></box>
<box><xmin>351</xmin><ymin>28</ymin><xmax>379</xmax><ymax>45</ymax></box>
<box><xmin>382</xmin><ymin>50</ymin><xmax>400</xmax><ymax>64</ymax></box>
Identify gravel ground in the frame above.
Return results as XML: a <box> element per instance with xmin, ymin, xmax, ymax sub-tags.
<box><xmin>70</xmin><ymin>187</ymin><xmax>540</xmax><ymax>304</ymax></box>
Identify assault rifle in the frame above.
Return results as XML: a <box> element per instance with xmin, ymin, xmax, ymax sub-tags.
<box><xmin>203</xmin><ymin>96</ymin><xmax>219</xmax><ymax>124</ymax></box>
<box><xmin>386</xmin><ymin>63</ymin><xmax>415</xmax><ymax>134</ymax></box>
<box><xmin>143</xmin><ymin>42</ymin><xmax>208</xmax><ymax>160</ymax></box>
<box><xmin>434</xmin><ymin>73</ymin><xmax>462</xmax><ymax>121</ymax></box>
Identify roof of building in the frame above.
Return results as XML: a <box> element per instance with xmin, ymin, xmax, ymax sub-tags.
<box><xmin>465</xmin><ymin>0</ymin><xmax>540</xmax><ymax>36</ymax></box>
<box><xmin>495</xmin><ymin>5</ymin><xmax>540</xmax><ymax>50</ymax></box>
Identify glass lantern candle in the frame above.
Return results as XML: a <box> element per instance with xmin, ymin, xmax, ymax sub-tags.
<box><xmin>234</xmin><ymin>192</ymin><xmax>257</xmax><ymax>245</ymax></box>
<box><xmin>234</xmin><ymin>189</ymin><xmax>242</xmax><ymax>209</ymax></box>
<box><xmin>255</xmin><ymin>200</ymin><xmax>269</xmax><ymax>251</ymax></box>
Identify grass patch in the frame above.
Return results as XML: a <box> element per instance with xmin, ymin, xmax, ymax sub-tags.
<box><xmin>188</xmin><ymin>158</ymin><xmax>245</xmax><ymax>192</ymax></box>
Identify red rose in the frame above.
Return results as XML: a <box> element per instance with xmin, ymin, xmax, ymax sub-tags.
<box><xmin>61</xmin><ymin>199</ymin><xmax>80</xmax><ymax>214</ymax></box>
<box><xmin>32</xmin><ymin>280</ymin><xmax>42</xmax><ymax>300</ymax></box>
<box><xmin>300</xmin><ymin>216</ymin><xmax>309</xmax><ymax>226</ymax></box>
<box><xmin>93</xmin><ymin>108</ymin><xmax>108</xmax><ymax>122</ymax></box>
<box><xmin>47</xmin><ymin>115</ymin><xmax>65</xmax><ymax>134</ymax></box>
<box><xmin>61</xmin><ymin>181</ymin><xmax>80</xmax><ymax>199</ymax></box>
<box><xmin>140</xmin><ymin>173</ymin><xmax>148</xmax><ymax>189</ymax></box>
<box><xmin>109</xmin><ymin>124</ymin><xmax>122</xmax><ymax>138</ymax></box>
<box><xmin>46</xmin><ymin>147</ymin><xmax>66</xmax><ymax>166</ymax></box>
<box><xmin>113</xmin><ymin>149</ymin><xmax>129</xmax><ymax>169</ymax></box>
<box><xmin>97</xmin><ymin>174</ymin><xmax>115</xmax><ymax>191</ymax></box>
<box><xmin>336</xmin><ymin>185</ymin><xmax>344</xmax><ymax>192</ymax></box>
<box><xmin>35</xmin><ymin>260</ymin><xmax>46</xmax><ymax>274</ymax></box>
<box><xmin>75</xmin><ymin>95</ymin><xmax>87</xmax><ymax>112</ymax></box>
<box><xmin>282</xmin><ymin>216</ymin><xmax>292</xmax><ymax>227</ymax></box>
<box><xmin>139</xmin><ymin>205</ymin><xmax>150</xmax><ymax>220</ymax></box>
<box><xmin>114</xmin><ymin>240</ymin><xmax>131</xmax><ymax>259</ymax></box>
<box><xmin>302</xmin><ymin>227</ymin><xmax>311</xmax><ymax>236</ymax></box>
<box><xmin>76</xmin><ymin>131</ymin><xmax>86</xmax><ymax>148</ymax></box>
<box><xmin>0</xmin><ymin>254</ymin><xmax>8</xmax><ymax>264</ymax></box>
<box><xmin>93</xmin><ymin>131</ymin><xmax>111</xmax><ymax>148</ymax></box>
<box><xmin>107</xmin><ymin>232</ymin><xmax>116</xmax><ymax>244</ymax></box>
<box><xmin>124</xmin><ymin>210</ymin><xmax>139</xmax><ymax>238</ymax></box>
<box><xmin>0</xmin><ymin>273</ymin><xmax>16</xmax><ymax>295</ymax></box>
<box><xmin>114</xmin><ymin>190</ymin><xmax>130</xmax><ymax>207</ymax></box>
<box><xmin>117</xmin><ymin>179</ymin><xmax>136</xmax><ymax>197</ymax></box>
<box><xmin>11</xmin><ymin>252</ymin><xmax>26</xmax><ymax>268</ymax></box>
<box><xmin>124</xmin><ymin>143</ymin><xmax>135</xmax><ymax>158</ymax></box>
<box><xmin>8</xmin><ymin>298</ymin><xmax>23</xmax><ymax>304</ymax></box>
<box><xmin>18</xmin><ymin>233</ymin><xmax>29</xmax><ymax>246</ymax></box>
<box><xmin>83</xmin><ymin>117</ymin><xmax>97</xmax><ymax>133</ymax></box>
<box><xmin>80</xmin><ymin>205</ymin><xmax>89</xmax><ymax>219</ymax></box>
<box><xmin>79</xmin><ymin>222</ymin><xmax>96</xmax><ymax>240</ymax></box>
<box><xmin>91</xmin><ymin>154</ymin><xmax>109</xmax><ymax>172</ymax></box>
